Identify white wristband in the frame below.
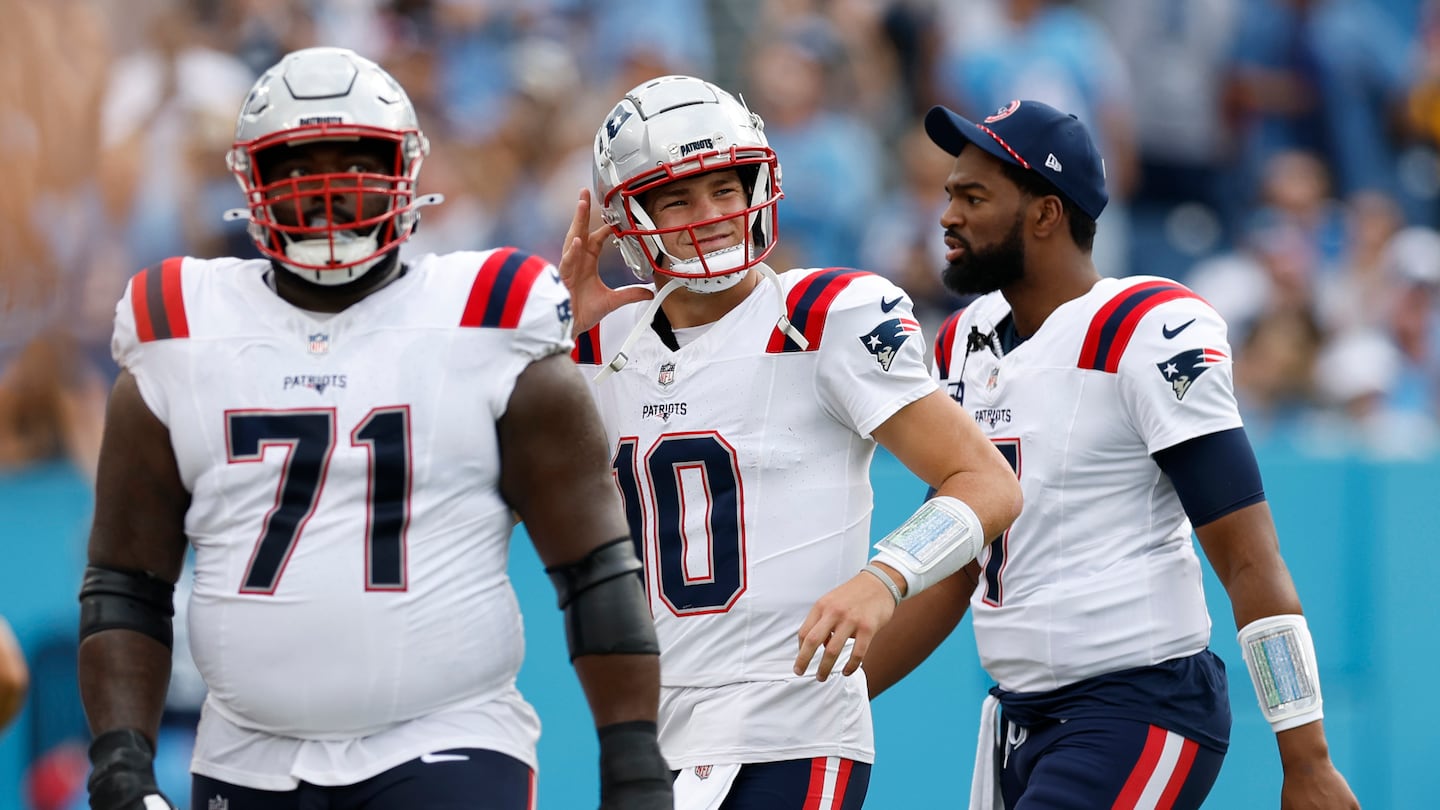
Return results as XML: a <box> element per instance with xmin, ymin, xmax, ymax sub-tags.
<box><xmin>1237</xmin><ymin>614</ymin><xmax>1324</xmax><ymax>732</ymax></box>
<box><xmin>869</xmin><ymin>495</ymin><xmax>984</xmax><ymax>600</ymax></box>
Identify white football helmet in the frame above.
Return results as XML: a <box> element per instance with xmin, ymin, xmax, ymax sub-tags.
<box><xmin>225</xmin><ymin>47</ymin><xmax>440</xmax><ymax>285</ymax></box>
<box><xmin>593</xmin><ymin>75</ymin><xmax>782</xmax><ymax>293</ymax></box>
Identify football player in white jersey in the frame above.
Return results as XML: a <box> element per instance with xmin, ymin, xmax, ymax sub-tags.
<box><xmin>864</xmin><ymin>99</ymin><xmax>1359</xmax><ymax>809</ymax></box>
<box><xmin>77</xmin><ymin>48</ymin><xmax>671</xmax><ymax>810</ymax></box>
<box><xmin>557</xmin><ymin>75</ymin><xmax>1023</xmax><ymax>809</ymax></box>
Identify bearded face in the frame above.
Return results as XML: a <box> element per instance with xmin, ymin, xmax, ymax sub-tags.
<box><xmin>942</xmin><ymin>209</ymin><xmax>1026</xmax><ymax>297</ymax></box>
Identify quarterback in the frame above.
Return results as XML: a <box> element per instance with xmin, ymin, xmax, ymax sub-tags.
<box><xmin>559</xmin><ymin>75</ymin><xmax>1022</xmax><ymax>809</ymax></box>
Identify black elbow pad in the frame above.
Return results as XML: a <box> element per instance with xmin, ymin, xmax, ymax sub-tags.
<box><xmin>78</xmin><ymin>565</ymin><xmax>176</xmax><ymax>650</ymax></box>
<box><xmin>546</xmin><ymin>538</ymin><xmax>659</xmax><ymax>661</ymax></box>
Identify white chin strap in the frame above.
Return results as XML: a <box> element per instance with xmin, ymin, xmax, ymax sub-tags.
<box><xmin>593</xmin><ymin>262</ymin><xmax>808</xmax><ymax>383</ymax></box>
<box><xmin>281</xmin><ymin>232</ymin><xmax>385</xmax><ymax>286</ymax></box>
<box><xmin>663</xmin><ymin>244</ymin><xmax>750</xmax><ymax>292</ymax></box>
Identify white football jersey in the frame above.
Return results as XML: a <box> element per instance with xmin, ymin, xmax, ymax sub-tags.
<box><xmin>932</xmin><ymin>276</ymin><xmax>1242</xmax><ymax>694</ymax></box>
<box><xmin>574</xmin><ymin>266</ymin><xmax>936</xmax><ymax>767</ymax></box>
<box><xmin>112</xmin><ymin>249</ymin><xmax>573</xmax><ymax>788</ymax></box>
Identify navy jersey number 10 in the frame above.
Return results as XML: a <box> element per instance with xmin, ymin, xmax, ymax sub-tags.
<box><xmin>611</xmin><ymin>432</ymin><xmax>747</xmax><ymax>615</ymax></box>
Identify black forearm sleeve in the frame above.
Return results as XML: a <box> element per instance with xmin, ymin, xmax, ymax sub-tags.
<box><xmin>546</xmin><ymin>538</ymin><xmax>660</xmax><ymax>661</ymax></box>
<box><xmin>78</xmin><ymin>566</ymin><xmax>176</xmax><ymax>649</ymax></box>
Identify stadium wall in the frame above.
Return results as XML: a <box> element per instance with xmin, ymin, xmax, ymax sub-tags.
<box><xmin>0</xmin><ymin>447</ymin><xmax>1429</xmax><ymax>808</ymax></box>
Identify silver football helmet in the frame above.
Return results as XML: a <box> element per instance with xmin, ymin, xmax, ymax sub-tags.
<box><xmin>225</xmin><ymin>47</ymin><xmax>440</xmax><ymax>285</ymax></box>
<box><xmin>593</xmin><ymin>75</ymin><xmax>782</xmax><ymax>293</ymax></box>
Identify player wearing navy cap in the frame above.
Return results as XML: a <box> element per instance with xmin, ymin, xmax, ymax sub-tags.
<box><xmin>866</xmin><ymin>100</ymin><xmax>1359</xmax><ymax>810</ymax></box>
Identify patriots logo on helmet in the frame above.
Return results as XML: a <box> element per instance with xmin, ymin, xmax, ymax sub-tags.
<box><xmin>861</xmin><ymin>317</ymin><xmax>921</xmax><ymax>372</ymax></box>
<box><xmin>605</xmin><ymin>105</ymin><xmax>632</xmax><ymax>140</ymax></box>
<box><xmin>1157</xmin><ymin>347</ymin><xmax>1228</xmax><ymax>401</ymax></box>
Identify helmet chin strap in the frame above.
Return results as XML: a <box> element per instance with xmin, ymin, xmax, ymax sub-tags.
<box><xmin>662</xmin><ymin>244</ymin><xmax>750</xmax><ymax>291</ymax></box>
<box><xmin>592</xmin><ymin>261</ymin><xmax>807</xmax><ymax>383</ymax></box>
<box><xmin>594</xmin><ymin>277</ymin><xmax>685</xmax><ymax>382</ymax></box>
<box><xmin>283</xmin><ymin>232</ymin><xmax>385</xmax><ymax>285</ymax></box>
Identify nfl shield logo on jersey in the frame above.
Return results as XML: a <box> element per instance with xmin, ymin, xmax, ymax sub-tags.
<box><xmin>860</xmin><ymin>317</ymin><xmax>921</xmax><ymax>372</ymax></box>
<box><xmin>658</xmin><ymin>362</ymin><xmax>676</xmax><ymax>387</ymax></box>
<box><xmin>208</xmin><ymin>796</ymin><xmax>230</xmax><ymax>810</ymax></box>
<box><xmin>307</xmin><ymin>332</ymin><xmax>330</xmax><ymax>355</ymax></box>
<box><xmin>695</xmin><ymin>765</ymin><xmax>713</xmax><ymax>780</ymax></box>
<box><xmin>1156</xmin><ymin>347</ymin><xmax>1228</xmax><ymax>401</ymax></box>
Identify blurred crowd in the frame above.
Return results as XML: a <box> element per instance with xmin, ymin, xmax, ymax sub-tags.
<box><xmin>4</xmin><ymin>0</ymin><xmax>1440</xmax><ymax>482</ymax></box>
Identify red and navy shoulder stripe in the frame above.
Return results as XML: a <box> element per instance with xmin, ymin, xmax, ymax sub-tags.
<box><xmin>933</xmin><ymin>309</ymin><xmax>966</xmax><ymax>379</ymax></box>
<box><xmin>765</xmin><ymin>268</ymin><xmax>869</xmax><ymax>353</ymax></box>
<box><xmin>459</xmin><ymin>247</ymin><xmax>551</xmax><ymax>329</ymax></box>
<box><xmin>130</xmin><ymin>257</ymin><xmax>189</xmax><ymax>342</ymax></box>
<box><xmin>571</xmin><ymin>324</ymin><xmax>601</xmax><ymax>365</ymax></box>
<box><xmin>1078</xmin><ymin>280</ymin><xmax>1204</xmax><ymax>373</ymax></box>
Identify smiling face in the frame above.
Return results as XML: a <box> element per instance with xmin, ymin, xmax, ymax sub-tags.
<box><xmin>939</xmin><ymin>146</ymin><xmax>1031</xmax><ymax>296</ymax></box>
<box><xmin>638</xmin><ymin>168</ymin><xmax>750</xmax><ymax>266</ymax></box>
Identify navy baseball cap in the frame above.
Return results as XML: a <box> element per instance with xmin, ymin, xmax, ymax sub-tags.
<box><xmin>924</xmin><ymin>100</ymin><xmax>1108</xmax><ymax>220</ymax></box>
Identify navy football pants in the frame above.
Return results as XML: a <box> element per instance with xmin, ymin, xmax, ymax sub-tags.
<box><xmin>713</xmin><ymin>756</ymin><xmax>871</xmax><ymax>809</ymax></box>
<box><xmin>998</xmin><ymin>716</ymin><xmax>1224</xmax><ymax>810</ymax></box>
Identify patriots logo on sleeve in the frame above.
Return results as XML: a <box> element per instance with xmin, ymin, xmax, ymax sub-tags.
<box><xmin>1157</xmin><ymin>347</ymin><xmax>1228</xmax><ymax>401</ymax></box>
<box><xmin>860</xmin><ymin>317</ymin><xmax>920</xmax><ymax>372</ymax></box>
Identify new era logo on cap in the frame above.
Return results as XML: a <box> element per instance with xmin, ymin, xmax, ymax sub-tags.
<box><xmin>923</xmin><ymin>100</ymin><xmax>1108</xmax><ymax>220</ymax></box>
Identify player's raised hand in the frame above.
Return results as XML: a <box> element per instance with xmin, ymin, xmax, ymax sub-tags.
<box><xmin>793</xmin><ymin>571</ymin><xmax>897</xmax><ymax>682</ymax></box>
<box><xmin>560</xmin><ymin>188</ymin><xmax>654</xmax><ymax>335</ymax></box>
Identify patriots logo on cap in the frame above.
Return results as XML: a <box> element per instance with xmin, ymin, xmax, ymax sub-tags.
<box><xmin>861</xmin><ymin>317</ymin><xmax>921</xmax><ymax>372</ymax></box>
<box><xmin>1157</xmin><ymin>348</ymin><xmax>1228</xmax><ymax>401</ymax></box>
<box><xmin>984</xmin><ymin>100</ymin><xmax>1021</xmax><ymax>123</ymax></box>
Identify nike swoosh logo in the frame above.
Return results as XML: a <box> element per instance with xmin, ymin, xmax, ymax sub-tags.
<box><xmin>880</xmin><ymin>296</ymin><xmax>902</xmax><ymax>313</ymax></box>
<box><xmin>420</xmin><ymin>753</ymin><xmax>471</xmax><ymax>764</ymax></box>
<box><xmin>1162</xmin><ymin>318</ymin><xmax>1196</xmax><ymax>339</ymax></box>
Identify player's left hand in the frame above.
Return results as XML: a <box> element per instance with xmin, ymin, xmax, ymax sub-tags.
<box><xmin>793</xmin><ymin>572</ymin><xmax>897</xmax><ymax>681</ymax></box>
<box><xmin>1280</xmin><ymin>761</ymin><xmax>1360</xmax><ymax>810</ymax></box>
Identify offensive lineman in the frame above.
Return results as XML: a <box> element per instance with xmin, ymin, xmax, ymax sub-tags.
<box><xmin>866</xmin><ymin>99</ymin><xmax>1359</xmax><ymax>809</ymax></box>
<box><xmin>559</xmin><ymin>75</ymin><xmax>1022</xmax><ymax>809</ymax></box>
<box><xmin>77</xmin><ymin>48</ymin><xmax>670</xmax><ymax>810</ymax></box>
